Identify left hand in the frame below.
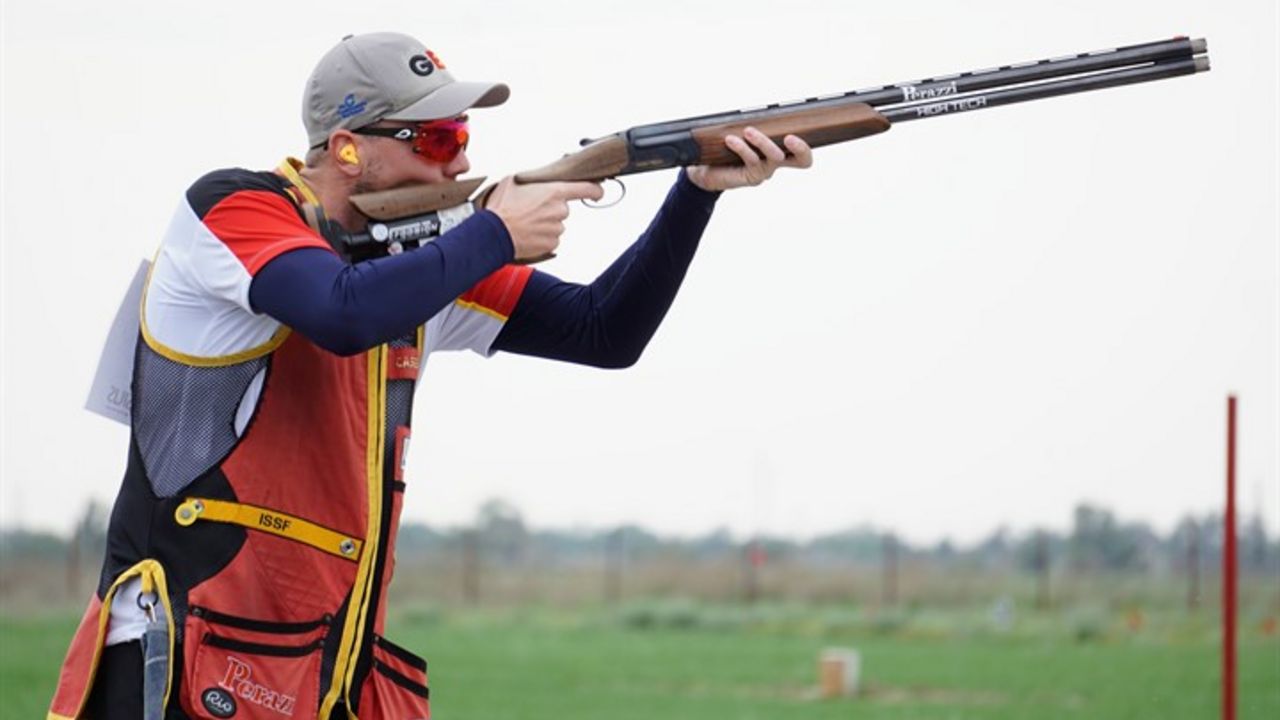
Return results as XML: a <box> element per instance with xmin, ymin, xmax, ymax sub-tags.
<box><xmin>685</xmin><ymin>127</ymin><xmax>814</xmax><ymax>192</ymax></box>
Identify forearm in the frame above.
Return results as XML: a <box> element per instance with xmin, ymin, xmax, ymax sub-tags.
<box><xmin>250</xmin><ymin>210</ymin><xmax>514</xmax><ymax>355</ymax></box>
<box><xmin>492</xmin><ymin>171</ymin><xmax>720</xmax><ymax>367</ymax></box>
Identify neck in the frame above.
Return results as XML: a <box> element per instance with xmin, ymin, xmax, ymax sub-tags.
<box><xmin>297</xmin><ymin>165</ymin><xmax>366</xmax><ymax>231</ymax></box>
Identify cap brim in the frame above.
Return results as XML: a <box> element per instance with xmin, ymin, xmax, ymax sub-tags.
<box><xmin>385</xmin><ymin>81</ymin><xmax>510</xmax><ymax>121</ymax></box>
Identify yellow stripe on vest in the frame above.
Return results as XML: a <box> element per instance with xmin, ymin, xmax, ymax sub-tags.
<box><xmin>175</xmin><ymin>498</ymin><xmax>363</xmax><ymax>561</ymax></box>
<box><xmin>276</xmin><ymin>157</ymin><xmax>322</xmax><ymax>206</ymax></box>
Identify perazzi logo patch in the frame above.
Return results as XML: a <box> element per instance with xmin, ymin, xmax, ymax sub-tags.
<box><xmin>220</xmin><ymin>656</ymin><xmax>297</xmax><ymax>716</ymax></box>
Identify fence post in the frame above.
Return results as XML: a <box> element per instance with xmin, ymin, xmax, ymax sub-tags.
<box><xmin>882</xmin><ymin>533</ymin><xmax>898</xmax><ymax>607</ymax></box>
<box><xmin>1034</xmin><ymin>531</ymin><xmax>1050</xmax><ymax>610</ymax></box>
<box><xmin>1186</xmin><ymin>520</ymin><xmax>1200</xmax><ymax>610</ymax></box>
<box><xmin>605</xmin><ymin>528</ymin><xmax>623</xmax><ymax>604</ymax></box>
<box><xmin>462</xmin><ymin>529</ymin><xmax>480</xmax><ymax>606</ymax></box>
<box><xmin>1222</xmin><ymin>395</ymin><xmax>1237</xmax><ymax>720</ymax></box>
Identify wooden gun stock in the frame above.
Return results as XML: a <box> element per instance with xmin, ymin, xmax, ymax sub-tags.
<box><xmin>514</xmin><ymin>136</ymin><xmax>631</xmax><ymax>184</ymax></box>
<box><xmin>348</xmin><ymin>177</ymin><xmax>485</xmax><ymax>220</ymax></box>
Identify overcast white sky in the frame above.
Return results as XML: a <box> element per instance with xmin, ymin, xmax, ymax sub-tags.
<box><xmin>2</xmin><ymin>0</ymin><xmax>1276</xmax><ymax>546</ymax></box>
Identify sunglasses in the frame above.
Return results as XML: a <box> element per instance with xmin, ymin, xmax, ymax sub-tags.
<box><xmin>354</xmin><ymin>116</ymin><xmax>470</xmax><ymax>163</ymax></box>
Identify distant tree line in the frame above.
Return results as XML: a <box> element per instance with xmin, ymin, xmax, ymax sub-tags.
<box><xmin>396</xmin><ymin>499</ymin><xmax>1276</xmax><ymax>572</ymax></box>
<box><xmin>2</xmin><ymin>499</ymin><xmax>1276</xmax><ymax>595</ymax></box>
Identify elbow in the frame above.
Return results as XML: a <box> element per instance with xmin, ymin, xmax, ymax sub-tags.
<box><xmin>313</xmin><ymin>334</ymin><xmax>373</xmax><ymax>357</ymax></box>
<box><xmin>583</xmin><ymin>322</ymin><xmax>655</xmax><ymax>369</ymax></box>
<box><xmin>308</xmin><ymin>311</ymin><xmax>384</xmax><ymax>357</ymax></box>
<box><xmin>319</xmin><ymin>337</ymin><xmax>372</xmax><ymax>357</ymax></box>
<box><xmin>591</xmin><ymin>343</ymin><xmax>645</xmax><ymax>370</ymax></box>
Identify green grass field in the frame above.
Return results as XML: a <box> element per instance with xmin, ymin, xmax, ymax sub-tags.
<box><xmin>4</xmin><ymin>605</ymin><xmax>1278</xmax><ymax>719</ymax></box>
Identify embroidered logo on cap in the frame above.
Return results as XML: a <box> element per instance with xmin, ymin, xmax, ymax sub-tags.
<box><xmin>409</xmin><ymin>50</ymin><xmax>447</xmax><ymax>77</ymax></box>
<box><xmin>337</xmin><ymin>94</ymin><xmax>368</xmax><ymax>119</ymax></box>
<box><xmin>408</xmin><ymin>55</ymin><xmax>434</xmax><ymax>76</ymax></box>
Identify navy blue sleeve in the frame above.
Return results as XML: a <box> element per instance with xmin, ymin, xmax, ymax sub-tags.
<box><xmin>491</xmin><ymin>171</ymin><xmax>720</xmax><ymax>368</ymax></box>
<box><xmin>248</xmin><ymin>210</ymin><xmax>513</xmax><ymax>356</ymax></box>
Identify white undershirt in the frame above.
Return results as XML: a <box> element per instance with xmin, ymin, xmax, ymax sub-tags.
<box><xmin>106</xmin><ymin>576</ymin><xmax>170</xmax><ymax>646</ymax></box>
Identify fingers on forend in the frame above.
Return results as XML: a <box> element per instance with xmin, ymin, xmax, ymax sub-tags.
<box><xmin>746</xmin><ymin>129</ymin><xmax>786</xmax><ymax>163</ymax></box>
<box><xmin>729</xmin><ymin>135</ymin><xmax>761</xmax><ymax>165</ymax></box>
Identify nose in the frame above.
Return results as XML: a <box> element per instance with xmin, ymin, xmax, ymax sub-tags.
<box><xmin>444</xmin><ymin>148</ymin><xmax>471</xmax><ymax>179</ymax></box>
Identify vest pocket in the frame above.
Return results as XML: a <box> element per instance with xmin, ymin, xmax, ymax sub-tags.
<box><xmin>181</xmin><ymin>606</ymin><xmax>330</xmax><ymax>719</ymax></box>
<box><xmin>358</xmin><ymin>635</ymin><xmax>430</xmax><ymax>719</ymax></box>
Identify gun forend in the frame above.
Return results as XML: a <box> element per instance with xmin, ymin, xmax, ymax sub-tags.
<box><xmin>689</xmin><ymin>101</ymin><xmax>889</xmax><ymax>166</ymax></box>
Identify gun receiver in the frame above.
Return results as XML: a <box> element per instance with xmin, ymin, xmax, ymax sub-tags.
<box><xmin>345</xmin><ymin>36</ymin><xmax>1209</xmax><ymax>258</ymax></box>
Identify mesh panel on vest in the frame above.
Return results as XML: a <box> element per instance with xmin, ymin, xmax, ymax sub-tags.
<box><xmin>383</xmin><ymin>333</ymin><xmax>417</xmax><ymax>472</ymax></box>
<box><xmin>384</xmin><ymin>380</ymin><xmax>413</xmax><ymax>472</ymax></box>
<box><xmin>133</xmin><ymin>339</ymin><xmax>269</xmax><ymax>497</ymax></box>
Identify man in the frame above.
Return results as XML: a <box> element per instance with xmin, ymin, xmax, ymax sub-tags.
<box><xmin>50</xmin><ymin>32</ymin><xmax>811</xmax><ymax>719</ymax></box>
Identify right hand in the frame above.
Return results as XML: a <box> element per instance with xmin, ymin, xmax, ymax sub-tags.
<box><xmin>483</xmin><ymin>178</ymin><xmax>604</xmax><ymax>262</ymax></box>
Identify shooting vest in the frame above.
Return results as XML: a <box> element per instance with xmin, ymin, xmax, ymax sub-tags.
<box><xmin>50</xmin><ymin>163</ymin><xmax>437</xmax><ymax>720</ymax></box>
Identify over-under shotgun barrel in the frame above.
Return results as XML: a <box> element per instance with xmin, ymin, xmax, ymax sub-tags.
<box><xmin>515</xmin><ymin>36</ymin><xmax>1208</xmax><ymax>183</ymax></box>
<box><xmin>633</xmin><ymin>37</ymin><xmax>1205</xmax><ymax>136</ymax></box>
<box><xmin>880</xmin><ymin>55</ymin><xmax>1208</xmax><ymax>123</ymax></box>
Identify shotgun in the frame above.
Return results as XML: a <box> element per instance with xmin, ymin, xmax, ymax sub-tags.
<box><xmin>344</xmin><ymin>36</ymin><xmax>1209</xmax><ymax>260</ymax></box>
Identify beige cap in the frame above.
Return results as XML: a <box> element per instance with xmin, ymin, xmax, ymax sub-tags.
<box><xmin>303</xmin><ymin>32</ymin><xmax>509</xmax><ymax>148</ymax></box>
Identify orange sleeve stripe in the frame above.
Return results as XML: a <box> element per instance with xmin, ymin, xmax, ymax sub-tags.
<box><xmin>457</xmin><ymin>265</ymin><xmax>533</xmax><ymax>319</ymax></box>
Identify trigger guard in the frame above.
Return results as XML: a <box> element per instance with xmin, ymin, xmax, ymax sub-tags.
<box><xmin>582</xmin><ymin>178</ymin><xmax>626</xmax><ymax>209</ymax></box>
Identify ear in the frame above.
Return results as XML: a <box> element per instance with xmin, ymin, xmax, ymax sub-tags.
<box><xmin>328</xmin><ymin>130</ymin><xmax>363</xmax><ymax>177</ymax></box>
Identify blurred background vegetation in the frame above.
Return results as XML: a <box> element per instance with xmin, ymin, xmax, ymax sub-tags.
<box><xmin>2</xmin><ymin>499</ymin><xmax>1277</xmax><ymax>718</ymax></box>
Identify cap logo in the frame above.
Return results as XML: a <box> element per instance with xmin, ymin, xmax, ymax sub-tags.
<box><xmin>337</xmin><ymin>93</ymin><xmax>368</xmax><ymax>119</ymax></box>
<box><xmin>409</xmin><ymin>55</ymin><xmax>435</xmax><ymax>77</ymax></box>
<box><xmin>409</xmin><ymin>50</ymin><xmax>447</xmax><ymax>77</ymax></box>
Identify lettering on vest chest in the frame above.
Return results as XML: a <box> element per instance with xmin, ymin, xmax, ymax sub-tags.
<box><xmin>219</xmin><ymin>656</ymin><xmax>297</xmax><ymax>715</ymax></box>
<box><xmin>387</xmin><ymin>346</ymin><xmax>422</xmax><ymax>380</ymax></box>
<box><xmin>258</xmin><ymin>512</ymin><xmax>292</xmax><ymax>532</ymax></box>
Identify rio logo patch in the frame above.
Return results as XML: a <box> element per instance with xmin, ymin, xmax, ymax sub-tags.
<box><xmin>409</xmin><ymin>49</ymin><xmax>447</xmax><ymax>76</ymax></box>
<box><xmin>201</xmin><ymin>687</ymin><xmax>237</xmax><ymax>718</ymax></box>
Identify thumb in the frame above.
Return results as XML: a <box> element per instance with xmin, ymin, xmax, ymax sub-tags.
<box><xmin>483</xmin><ymin>177</ymin><xmax>519</xmax><ymax>208</ymax></box>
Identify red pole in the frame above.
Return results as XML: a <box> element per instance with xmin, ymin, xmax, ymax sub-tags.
<box><xmin>1222</xmin><ymin>395</ymin><xmax>1237</xmax><ymax>720</ymax></box>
